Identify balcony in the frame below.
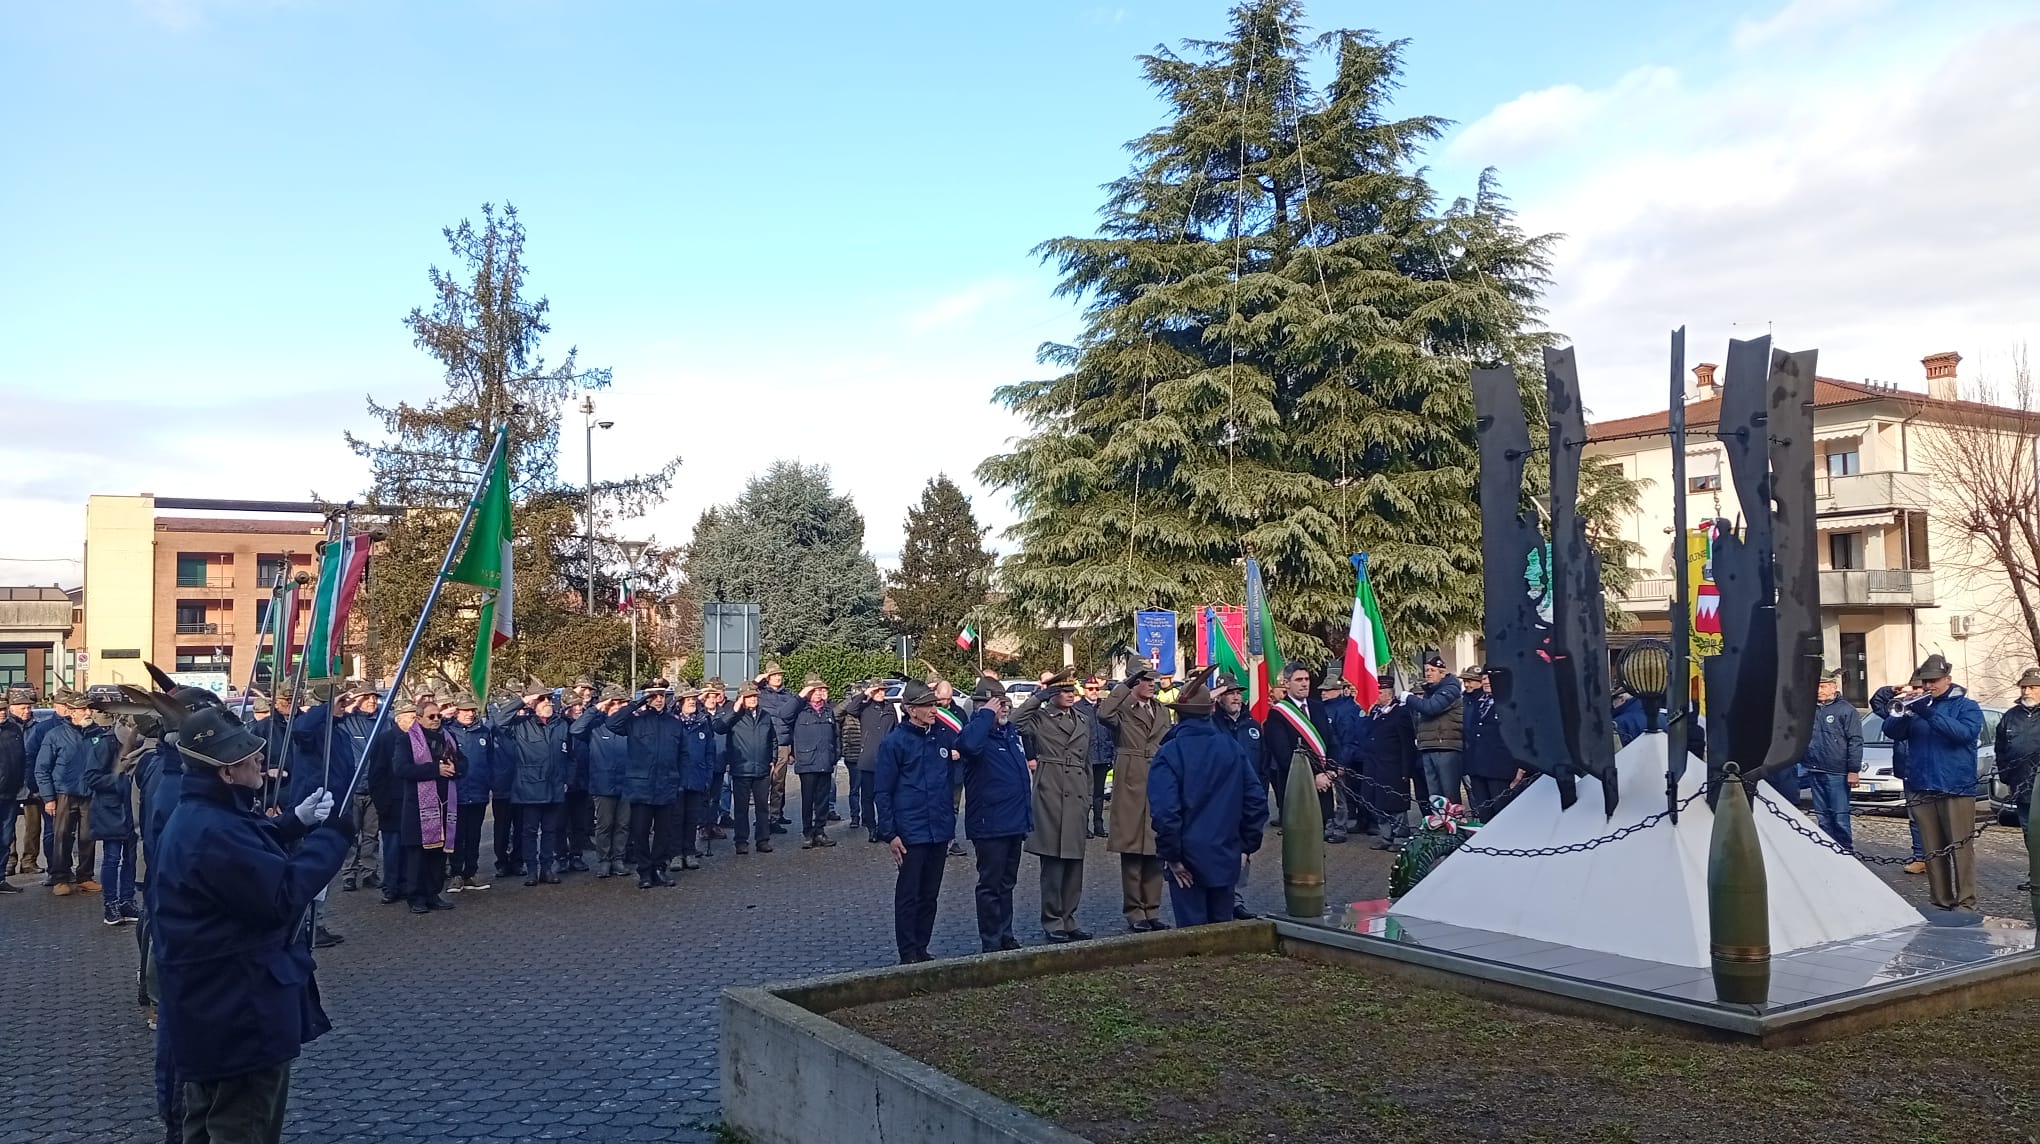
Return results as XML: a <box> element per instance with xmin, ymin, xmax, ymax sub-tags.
<box><xmin>1815</xmin><ymin>470</ymin><xmax>1932</xmax><ymax>514</ymax></box>
<box><xmin>175</xmin><ymin>576</ymin><xmax>234</xmax><ymax>592</ymax></box>
<box><xmin>1818</xmin><ymin>568</ymin><xmax>1935</xmax><ymax>608</ymax></box>
<box><xmin>175</xmin><ymin>622</ymin><xmax>235</xmax><ymax>638</ymax></box>
<box><xmin>1615</xmin><ymin>576</ymin><xmax>1675</xmax><ymax>608</ymax></box>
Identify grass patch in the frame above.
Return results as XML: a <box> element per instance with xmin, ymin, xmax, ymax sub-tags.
<box><xmin>835</xmin><ymin>952</ymin><xmax>2040</xmax><ymax>1144</ymax></box>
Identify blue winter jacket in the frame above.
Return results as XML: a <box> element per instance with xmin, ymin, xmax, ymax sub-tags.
<box><xmin>1802</xmin><ymin>695</ymin><xmax>1864</xmax><ymax>774</ymax></box>
<box><xmin>494</xmin><ymin>706</ymin><xmax>572</xmax><ymax>804</ymax></box>
<box><xmin>957</xmin><ymin>709</ymin><xmax>1032</xmax><ymax>840</ymax></box>
<box><xmin>140</xmin><ymin>743</ymin><xmax>184</xmax><ymax>863</ymax></box>
<box><xmin>566</xmin><ymin>709</ymin><xmax>592</xmax><ymax>793</ymax></box>
<box><xmin>874</xmin><ymin>720</ymin><xmax>959</xmax><ymax>846</ymax></box>
<box><xmin>1212</xmin><ymin>707</ymin><xmax>1263</xmax><ymax>767</ymax></box>
<box><xmin>1882</xmin><ymin>685</ymin><xmax>1984</xmax><ymax>797</ymax></box>
<box><xmin>1320</xmin><ymin>695</ymin><xmax>1364</xmax><ymax>770</ymax></box>
<box><xmin>788</xmin><ymin>701</ymin><xmax>839</xmax><ymax>775</ymax></box>
<box><xmin>152</xmin><ymin>767</ymin><xmax>348</xmax><ymax>1083</ymax></box>
<box><xmin>1077</xmin><ymin>698</ymin><xmax>1117</xmax><ymax>770</ymax></box>
<box><xmin>84</xmin><ymin>727</ymin><xmax>137</xmax><ymax>841</ymax></box>
<box><xmin>446</xmin><ymin>718</ymin><xmax>496</xmax><ymax>805</ymax></box>
<box><xmin>1463</xmin><ymin>692</ymin><xmax>1518</xmax><ymax>781</ymax></box>
<box><xmin>287</xmin><ymin>703</ymin><xmax>361</xmax><ymax>800</ymax></box>
<box><xmin>578</xmin><ymin>710</ymin><xmax>630</xmax><ymax>798</ymax></box>
<box><xmin>608</xmin><ymin>701</ymin><xmax>682</xmax><ymax>806</ymax></box>
<box><xmin>677</xmin><ymin>712</ymin><xmax>718</xmax><ymax>793</ymax></box>
<box><xmin>758</xmin><ymin>685</ymin><xmax>800</xmax><ymax>747</ymax></box>
<box><xmin>1612</xmin><ymin>695</ymin><xmax>1647</xmax><ymax>747</ymax></box>
<box><xmin>1148</xmin><ymin>718</ymin><xmax>1268</xmax><ymax>889</ymax></box>
<box><xmin>36</xmin><ymin>718</ymin><xmax>99</xmax><ymax>800</ymax></box>
<box><xmin>714</xmin><ymin>706</ymin><xmax>776</xmax><ymax>779</ymax></box>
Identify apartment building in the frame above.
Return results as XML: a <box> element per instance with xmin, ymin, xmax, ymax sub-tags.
<box><xmin>82</xmin><ymin>495</ymin><xmax>329</xmax><ymax>692</ymax></box>
<box><xmin>1585</xmin><ymin>351</ymin><xmax>2039</xmax><ymax>707</ymax></box>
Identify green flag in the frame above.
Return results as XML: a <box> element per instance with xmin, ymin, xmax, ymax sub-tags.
<box><xmin>447</xmin><ymin>434</ymin><xmax>514</xmax><ymax>699</ymax></box>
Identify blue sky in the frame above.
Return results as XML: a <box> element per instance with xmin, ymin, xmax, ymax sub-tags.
<box><xmin>3</xmin><ymin>0</ymin><xmax>2034</xmax><ymax>585</ymax></box>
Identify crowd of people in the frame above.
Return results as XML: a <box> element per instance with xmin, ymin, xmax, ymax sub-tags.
<box><xmin>4</xmin><ymin>646</ymin><xmax>2031</xmax><ymax>1144</ymax></box>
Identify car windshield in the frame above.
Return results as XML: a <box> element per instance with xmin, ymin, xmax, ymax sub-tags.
<box><xmin>1860</xmin><ymin>712</ymin><xmax>1890</xmax><ymax>745</ymax></box>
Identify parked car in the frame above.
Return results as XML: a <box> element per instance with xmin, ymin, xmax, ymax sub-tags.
<box><xmin>1851</xmin><ymin>706</ymin><xmax>2003</xmax><ymax>817</ymax></box>
<box><xmin>1001</xmin><ymin>679</ymin><xmax>1041</xmax><ymax>700</ymax></box>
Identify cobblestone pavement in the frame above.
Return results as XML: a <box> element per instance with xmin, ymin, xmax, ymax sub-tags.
<box><xmin>0</xmin><ymin>791</ymin><xmax>2029</xmax><ymax>1143</ymax></box>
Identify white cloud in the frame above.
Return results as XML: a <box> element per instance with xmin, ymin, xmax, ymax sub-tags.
<box><xmin>1448</xmin><ymin>67</ymin><xmax>1677</xmax><ymax>165</ymax></box>
<box><xmin>1488</xmin><ymin>18</ymin><xmax>2040</xmax><ymax>418</ymax></box>
<box><xmin>1733</xmin><ymin>0</ymin><xmax>1891</xmax><ymax>50</ymax></box>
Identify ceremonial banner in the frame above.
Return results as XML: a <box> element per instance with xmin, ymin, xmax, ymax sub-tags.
<box><xmin>447</xmin><ymin>442</ymin><xmax>515</xmax><ymax>698</ymax></box>
<box><xmin>1133</xmin><ymin>610</ymin><xmax>1178</xmax><ymax>674</ymax></box>
<box><xmin>1244</xmin><ymin>558</ymin><xmax>1279</xmax><ymax>723</ymax></box>
<box><xmin>302</xmin><ymin>534</ymin><xmax>369</xmax><ymax>678</ymax></box>
<box><xmin>1195</xmin><ymin>605</ymin><xmax>1245</xmax><ymax>666</ymax></box>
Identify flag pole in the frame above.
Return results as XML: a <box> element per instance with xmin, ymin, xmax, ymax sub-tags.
<box><xmin>320</xmin><ymin>506</ymin><xmax>352</xmax><ymax>792</ymax></box>
<box><xmin>244</xmin><ymin>579</ymin><xmax>282</xmax><ymax>812</ymax></box>
<box><xmin>335</xmin><ymin>428</ymin><xmax>508</xmax><ymax>808</ymax></box>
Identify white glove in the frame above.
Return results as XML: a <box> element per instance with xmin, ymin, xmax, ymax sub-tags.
<box><xmin>295</xmin><ymin>788</ymin><xmax>335</xmax><ymax>827</ymax></box>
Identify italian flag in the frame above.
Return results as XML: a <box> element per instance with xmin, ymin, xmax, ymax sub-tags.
<box><xmin>1343</xmin><ymin>553</ymin><xmax>1391</xmax><ymax>708</ymax></box>
<box><xmin>956</xmin><ymin>623</ymin><xmax>977</xmax><ymax>651</ymax></box>
<box><xmin>447</xmin><ymin>432</ymin><xmax>515</xmax><ymax>699</ymax></box>
<box><xmin>1209</xmin><ymin>607</ymin><xmax>1254</xmax><ymax>711</ymax></box>
<box><xmin>302</xmin><ymin>532</ymin><xmax>369</xmax><ymax>679</ymax></box>
<box><xmin>1243</xmin><ymin>558</ymin><xmax>1278</xmax><ymax>723</ymax></box>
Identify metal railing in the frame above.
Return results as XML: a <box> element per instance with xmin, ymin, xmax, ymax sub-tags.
<box><xmin>1814</xmin><ymin>470</ymin><xmax>1932</xmax><ymax>513</ymax></box>
<box><xmin>175</xmin><ymin>575</ymin><xmax>234</xmax><ymax>590</ymax></box>
<box><xmin>174</xmin><ymin>621</ymin><xmax>234</xmax><ymax>637</ymax></box>
<box><xmin>1818</xmin><ymin>568</ymin><xmax>1935</xmax><ymax>607</ymax></box>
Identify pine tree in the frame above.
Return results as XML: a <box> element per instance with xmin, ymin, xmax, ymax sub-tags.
<box><xmin>682</xmin><ymin>461</ymin><xmax>890</xmax><ymax>655</ymax></box>
<box><xmin>979</xmin><ymin>1</ymin><xmax>1575</xmax><ymax>664</ymax></box>
<box><xmin>341</xmin><ymin>203</ymin><xmax>681</xmax><ymax>691</ymax></box>
<box><xmin>888</xmin><ymin>475</ymin><xmax>995</xmax><ymax>676</ymax></box>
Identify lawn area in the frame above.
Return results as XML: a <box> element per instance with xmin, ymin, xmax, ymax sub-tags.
<box><xmin>834</xmin><ymin>952</ymin><xmax>2040</xmax><ymax>1144</ymax></box>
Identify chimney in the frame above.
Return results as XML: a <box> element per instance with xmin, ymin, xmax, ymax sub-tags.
<box><xmin>1692</xmin><ymin>362</ymin><xmax>1718</xmax><ymax>401</ymax></box>
<box><xmin>1922</xmin><ymin>351</ymin><xmax>1961</xmax><ymax>401</ymax></box>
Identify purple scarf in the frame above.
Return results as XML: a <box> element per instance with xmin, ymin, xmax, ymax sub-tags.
<box><xmin>407</xmin><ymin>720</ymin><xmax>457</xmax><ymax>851</ymax></box>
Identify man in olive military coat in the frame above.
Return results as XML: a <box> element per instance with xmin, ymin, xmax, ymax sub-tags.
<box><xmin>1100</xmin><ymin>667</ymin><xmax>1171</xmax><ymax>932</ymax></box>
<box><xmin>1016</xmin><ymin>668</ymin><xmax>1094</xmax><ymax>943</ymax></box>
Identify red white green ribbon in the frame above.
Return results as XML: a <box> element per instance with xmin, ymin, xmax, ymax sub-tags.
<box><xmin>1271</xmin><ymin>698</ymin><xmax>1327</xmax><ymax>761</ymax></box>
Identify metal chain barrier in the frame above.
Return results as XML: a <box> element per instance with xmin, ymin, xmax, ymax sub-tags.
<box><xmin>1751</xmin><ymin>787</ymin><xmax>1998</xmax><ymax>865</ymax></box>
<box><xmin>1451</xmin><ymin>785</ymin><xmax>1713</xmax><ymax>857</ymax></box>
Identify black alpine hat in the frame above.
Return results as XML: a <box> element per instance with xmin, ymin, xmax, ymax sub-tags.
<box><xmin>176</xmin><ymin>706</ymin><xmax>267</xmax><ymax>769</ymax></box>
<box><xmin>899</xmin><ymin>680</ymin><xmax>939</xmax><ymax>708</ymax></box>
<box><xmin>1914</xmin><ymin>653</ymin><xmax>1953</xmax><ymax>682</ymax></box>
<box><xmin>972</xmin><ymin>677</ymin><xmax>1007</xmax><ymax>702</ymax></box>
<box><xmin>1165</xmin><ymin>667</ymin><xmax>1218</xmax><ymax>716</ymax></box>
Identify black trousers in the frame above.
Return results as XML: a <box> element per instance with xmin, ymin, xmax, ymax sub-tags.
<box><xmin>1091</xmin><ymin>765</ymin><xmax>1110</xmax><ymax>824</ymax></box>
<box><xmin>798</xmin><ymin>772</ymin><xmax>831</xmax><ymax>837</ymax></box>
<box><xmin>453</xmin><ymin>803</ymin><xmax>486</xmax><ymax>878</ymax></box>
<box><xmin>1466</xmin><ymin>776</ymin><xmax>1514</xmax><ymax>820</ymax></box>
<box><xmin>491</xmin><ymin>797</ymin><xmax>521</xmax><ymax>873</ymax></box>
<box><xmin>894</xmin><ymin>841</ymin><xmax>947</xmax><ymax>963</ymax></box>
<box><xmin>405</xmin><ymin>848</ymin><xmax>448</xmax><ymax>906</ymax></box>
<box><xmin>858</xmin><ymin>769</ymin><xmax>878</xmax><ymax>833</ymax></box>
<box><xmin>628</xmin><ymin>802</ymin><xmax>676</xmax><ymax>875</ymax></box>
<box><xmin>972</xmin><ymin>835</ymin><xmax>1023</xmax><ymax>951</ymax></box>
<box><xmin>677</xmin><ymin>790</ymin><xmax>705</xmax><ymax>857</ymax></box>
<box><xmin>182</xmin><ymin>1060</ymin><xmax>290</xmax><ymax>1144</ymax></box>
<box><xmin>730</xmin><ymin>775</ymin><xmax>771</xmax><ymax>844</ymax></box>
<box><xmin>563</xmin><ymin>789</ymin><xmax>593</xmax><ymax>857</ymax></box>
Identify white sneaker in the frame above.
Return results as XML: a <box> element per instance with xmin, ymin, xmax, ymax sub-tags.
<box><xmin>464</xmin><ymin>876</ymin><xmax>491</xmax><ymax>891</ymax></box>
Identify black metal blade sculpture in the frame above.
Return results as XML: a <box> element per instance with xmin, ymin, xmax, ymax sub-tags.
<box><xmin>1667</xmin><ymin>327</ymin><xmax>1691</xmax><ymax>820</ymax></box>
<box><xmin>1473</xmin><ymin>366</ymin><xmax>1579</xmax><ymax>811</ymax></box>
<box><xmin>1544</xmin><ymin>347</ymin><xmax>1622</xmax><ymax>817</ymax></box>
<box><xmin>1704</xmin><ymin>337</ymin><xmax>1823</xmax><ymax>799</ymax></box>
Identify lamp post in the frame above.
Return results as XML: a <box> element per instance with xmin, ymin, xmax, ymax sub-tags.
<box><xmin>581</xmin><ymin>396</ymin><xmax>614</xmax><ymax>614</ymax></box>
<box><xmin>620</xmin><ymin>539</ymin><xmax>647</xmax><ymax>692</ymax></box>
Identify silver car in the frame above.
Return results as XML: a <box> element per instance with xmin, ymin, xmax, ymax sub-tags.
<box><xmin>1851</xmin><ymin>706</ymin><xmax>2005</xmax><ymax>817</ymax></box>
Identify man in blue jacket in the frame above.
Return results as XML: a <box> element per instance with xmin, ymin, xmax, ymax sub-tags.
<box><xmin>35</xmin><ymin>690</ymin><xmax>101</xmax><ymax>896</ymax></box>
<box><xmin>609</xmin><ymin>682</ymin><xmax>683</xmax><ymax>889</ymax></box>
<box><xmin>715</xmin><ymin>682</ymin><xmax>779</xmax><ymax>854</ymax></box>
<box><xmin>446</xmin><ymin>694</ymin><xmax>496</xmax><ymax>892</ymax></box>
<box><xmin>1078</xmin><ymin>675</ymin><xmax>1116</xmax><ymax>838</ymax></box>
<box><xmin>578</xmin><ymin>686</ymin><xmax>632</xmax><ymax>877</ymax></box>
<box><xmin>957</xmin><ymin>678</ymin><xmax>1032</xmax><ymax>952</ymax></box>
<box><xmin>788</xmin><ymin>676</ymin><xmax>841</xmax><ymax>849</ymax></box>
<box><xmin>1882</xmin><ymin>654</ymin><xmax>1984</xmax><ymax>911</ymax></box>
<box><xmin>1210</xmin><ymin>673</ymin><xmax>1263</xmax><ymax>920</ymax></box>
<box><xmin>1461</xmin><ymin>668</ymin><xmax>1522</xmax><ymax>820</ymax></box>
<box><xmin>497</xmin><ymin>684</ymin><xmax>572</xmax><ymax>886</ymax></box>
<box><xmin>152</xmin><ymin>704</ymin><xmax>344</xmax><ymax>1144</ymax></box>
<box><xmin>1800</xmin><ymin>668</ymin><xmax>1864</xmax><ymax>849</ymax></box>
<box><xmin>1149</xmin><ymin>669</ymin><xmax>1268</xmax><ymax>927</ymax></box>
<box><xmin>756</xmin><ymin>663</ymin><xmax>800</xmax><ymax>835</ymax></box>
<box><xmin>875</xmin><ymin>681</ymin><xmax>960</xmax><ymax>963</ymax></box>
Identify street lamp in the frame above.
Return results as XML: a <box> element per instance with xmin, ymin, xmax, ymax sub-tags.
<box><xmin>619</xmin><ymin>539</ymin><xmax>648</xmax><ymax>692</ymax></box>
<box><xmin>581</xmin><ymin>396</ymin><xmax>614</xmax><ymax>614</ymax></box>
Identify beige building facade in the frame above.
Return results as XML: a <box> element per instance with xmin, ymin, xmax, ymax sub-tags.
<box><xmin>82</xmin><ymin>495</ymin><xmax>325</xmax><ymax>691</ymax></box>
<box><xmin>1586</xmin><ymin>351</ymin><xmax>2039</xmax><ymax>708</ymax></box>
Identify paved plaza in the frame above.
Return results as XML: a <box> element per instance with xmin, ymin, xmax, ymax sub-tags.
<box><xmin>1</xmin><ymin>802</ymin><xmax>2030</xmax><ymax>1143</ymax></box>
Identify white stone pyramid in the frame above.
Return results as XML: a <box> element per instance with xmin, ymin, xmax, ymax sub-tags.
<box><xmin>1389</xmin><ymin>734</ymin><xmax>1923</xmax><ymax>968</ymax></box>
